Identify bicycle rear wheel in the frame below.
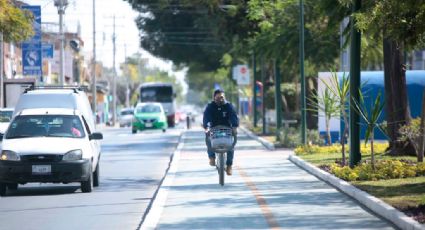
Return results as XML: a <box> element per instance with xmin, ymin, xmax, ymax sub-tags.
<box><xmin>217</xmin><ymin>152</ymin><xmax>225</xmax><ymax>186</ymax></box>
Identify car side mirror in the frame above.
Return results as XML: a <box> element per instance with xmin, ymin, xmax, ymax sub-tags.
<box><xmin>89</xmin><ymin>132</ymin><xmax>103</xmax><ymax>140</ymax></box>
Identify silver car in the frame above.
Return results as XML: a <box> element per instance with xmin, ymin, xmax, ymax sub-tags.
<box><xmin>119</xmin><ymin>108</ymin><xmax>134</xmax><ymax>127</ymax></box>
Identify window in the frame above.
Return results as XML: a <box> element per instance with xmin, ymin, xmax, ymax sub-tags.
<box><xmin>137</xmin><ymin>104</ymin><xmax>161</xmax><ymax>113</ymax></box>
<box><xmin>6</xmin><ymin>115</ymin><xmax>85</xmax><ymax>139</ymax></box>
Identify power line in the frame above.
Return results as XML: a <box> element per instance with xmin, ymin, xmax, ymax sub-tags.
<box><xmin>157</xmin><ymin>41</ymin><xmax>224</xmax><ymax>47</ymax></box>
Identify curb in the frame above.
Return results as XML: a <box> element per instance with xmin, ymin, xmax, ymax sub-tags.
<box><xmin>138</xmin><ymin>132</ymin><xmax>185</xmax><ymax>230</ymax></box>
<box><xmin>239</xmin><ymin>126</ymin><xmax>275</xmax><ymax>150</ymax></box>
<box><xmin>289</xmin><ymin>155</ymin><xmax>425</xmax><ymax>230</ymax></box>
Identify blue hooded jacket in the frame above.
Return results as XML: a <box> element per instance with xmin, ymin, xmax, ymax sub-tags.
<box><xmin>203</xmin><ymin>101</ymin><xmax>239</xmax><ymax>129</ymax></box>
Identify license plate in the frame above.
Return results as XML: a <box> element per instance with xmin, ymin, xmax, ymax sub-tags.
<box><xmin>32</xmin><ymin>165</ymin><xmax>51</xmax><ymax>175</ymax></box>
<box><xmin>145</xmin><ymin>123</ymin><xmax>153</xmax><ymax>128</ymax></box>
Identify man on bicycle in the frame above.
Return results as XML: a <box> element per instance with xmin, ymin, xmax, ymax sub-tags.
<box><xmin>203</xmin><ymin>89</ymin><xmax>239</xmax><ymax>175</ymax></box>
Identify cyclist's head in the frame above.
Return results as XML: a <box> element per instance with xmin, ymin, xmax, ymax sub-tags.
<box><xmin>213</xmin><ymin>89</ymin><xmax>225</xmax><ymax>106</ymax></box>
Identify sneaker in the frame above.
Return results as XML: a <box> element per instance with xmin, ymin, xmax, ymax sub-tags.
<box><xmin>226</xmin><ymin>165</ymin><xmax>232</xmax><ymax>175</ymax></box>
<box><xmin>209</xmin><ymin>157</ymin><xmax>216</xmax><ymax>166</ymax></box>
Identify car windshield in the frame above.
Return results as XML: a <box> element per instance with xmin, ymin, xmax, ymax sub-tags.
<box><xmin>0</xmin><ymin>110</ymin><xmax>13</xmax><ymax>122</ymax></box>
<box><xmin>140</xmin><ymin>86</ymin><xmax>173</xmax><ymax>103</ymax></box>
<box><xmin>5</xmin><ymin>115</ymin><xmax>85</xmax><ymax>139</ymax></box>
<box><xmin>120</xmin><ymin>110</ymin><xmax>134</xmax><ymax>116</ymax></box>
<box><xmin>137</xmin><ymin>104</ymin><xmax>161</xmax><ymax>113</ymax></box>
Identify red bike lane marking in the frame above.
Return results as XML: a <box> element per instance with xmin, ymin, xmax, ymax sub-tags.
<box><xmin>236</xmin><ymin>165</ymin><xmax>282</xmax><ymax>230</ymax></box>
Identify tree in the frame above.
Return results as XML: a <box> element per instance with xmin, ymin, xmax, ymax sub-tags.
<box><xmin>125</xmin><ymin>0</ymin><xmax>255</xmax><ymax>72</ymax></box>
<box><xmin>322</xmin><ymin>71</ymin><xmax>350</xmax><ymax>165</ymax></box>
<box><xmin>352</xmin><ymin>91</ymin><xmax>385</xmax><ymax>170</ymax></box>
<box><xmin>120</xmin><ymin>54</ymin><xmax>184</xmax><ymax>105</ymax></box>
<box><xmin>352</xmin><ymin>0</ymin><xmax>425</xmax><ymax>155</ymax></box>
<box><xmin>0</xmin><ymin>0</ymin><xmax>34</xmax><ymax>42</ymax></box>
<box><xmin>308</xmin><ymin>87</ymin><xmax>340</xmax><ymax>145</ymax></box>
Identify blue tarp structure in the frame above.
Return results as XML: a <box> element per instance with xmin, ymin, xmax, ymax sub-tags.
<box><xmin>339</xmin><ymin>70</ymin><xmax>425</xmax><ymax>141</ymax></box>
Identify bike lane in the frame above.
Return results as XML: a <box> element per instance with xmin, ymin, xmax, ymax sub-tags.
<box><xmin>142</xmin><ymin>128</ymin><xmax>395</xmax><ymax>230</ymax></box>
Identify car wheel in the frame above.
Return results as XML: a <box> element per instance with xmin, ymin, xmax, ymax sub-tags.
<box><xmin>93</xmin><ymin>163</ymin><xmax>100</xmax><ymax>187</ymax></box>
<box><xmin>81</xmin><ymin>166</ymin><xmax>93</xmax><ymax>193</ymax></box>
<box><xmin>7</xmin><ymin>183</ymin><xmax>18</xmax><ymax>190</ymax></box>
<box><xmin>0</xmin><ymin>183</ymin><xmax>7</xmax><ymax>196</ymax></box>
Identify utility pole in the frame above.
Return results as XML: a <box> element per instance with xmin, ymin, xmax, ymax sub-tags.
<box><xmin>92</xmin><ymin>0</ymin><xmax>97</xmax><ymax>125</ymax></box>
<box><xmin>299</xmin><ymin>0</ymin><xmax>307</xmax><ymax>144</ymax></box>
<box><xmin>125</xmin><ymin>44</ymin><xmax>130</xmax><ymax>108</ymax></box>
<box><xmin>54</xmin><ymin>0</ymin><xmax>68</xmax><ymax>86</ymax></box>
<box><xmin>261</xmin><ymin>58</ymin><xmax>266</xmax><ymax>135</ymax></box>
<box><xmin>252</xmin><ymin>52</ymin><xmax>257</xmax><ymax>127</ymax></box>
<box><xmin>112</xmin><ymin>15</ymin><xmax>117</xmax><ymax>126</ymax></box>
<box><xmin>274</xmin><ymin>59</ymin><xmax>282</xmax><ymax>140</ymax></box>
<box><xmin>0</xmin><ymin>32</ymin><xmax>3</xmax><ymax>108</ymax></box>
<box><xmin>349</xmin><ymin>0</ymin><xmax>362</xmax><ymax>167</ymax></box>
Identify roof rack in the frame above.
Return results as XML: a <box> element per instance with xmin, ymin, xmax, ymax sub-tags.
<box><xmin>24</xmin><ymin>85</ymin><xmax>89</xmax><ymax>94</ymax></box>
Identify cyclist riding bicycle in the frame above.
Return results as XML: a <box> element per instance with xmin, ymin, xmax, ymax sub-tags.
<box><xmin>203</xmin><ymin>89</ymin><xmax>239</xmax><ymax>175</ymax></box>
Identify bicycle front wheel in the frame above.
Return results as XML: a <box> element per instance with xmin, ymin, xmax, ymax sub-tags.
<box><xmin>218</xmin><ymin>152</ymin><xmax>225</xmax><ymax>186</ymax></box>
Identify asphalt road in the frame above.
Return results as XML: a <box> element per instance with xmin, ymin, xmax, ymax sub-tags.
<box><xmin>0</xmin><ymin>126</ymin><xmax>182</xmax><ymax>230</ymax></box>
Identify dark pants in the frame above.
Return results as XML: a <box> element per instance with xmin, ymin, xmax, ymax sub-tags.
<box><xmin>205</xmin><ymin>134</ymin><xmax>234</xmax><ymax>166</ymax></box>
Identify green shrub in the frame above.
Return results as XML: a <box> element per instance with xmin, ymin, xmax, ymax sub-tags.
<box><xmin>278</xmin><ymin>127</ymin><xmax>300</xmax><ymax>148</ymax></box>
<box><xmin>294</xmin><ymin>143</ymin><xmax>389</xmax><ymax>155</ymax></box>
<box><xmin>330</xmin><ymin>159</ymin><xmax>424</xmax><ymax>181</ymax></box>
<box><xmin>416</xmin><ymin>162</ymin><xmax>425</xmax><ymax>176</ymax></box>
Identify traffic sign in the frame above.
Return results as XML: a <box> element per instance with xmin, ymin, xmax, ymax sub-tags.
<box><xmin>235</xmin><ymin>65</ymin><xmax>250</xmax><ymax>85</ymax></box>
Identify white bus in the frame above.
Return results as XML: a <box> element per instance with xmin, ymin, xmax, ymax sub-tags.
<box><xmin>139</xmin><ymin>82</ymin><xmax>176</xmax><ymax>127</ymax></box>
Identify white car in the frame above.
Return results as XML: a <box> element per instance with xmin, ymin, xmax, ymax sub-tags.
<box><xmin>118</xmin><ymin>108</ymin><xmax>134</xmax><ymax>127</ymax></box>
<box><xmin>0</xmin><ymin>108</ymin><xmax>14</xmax><ymax>135</ymax></box>
<box><xmin>0</xmin><ymin>87</ymin><xmax>102</xmax><ymax>196</ymax></box>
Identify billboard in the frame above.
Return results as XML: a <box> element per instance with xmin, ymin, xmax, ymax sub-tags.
<box><xmin>21</xmin><ymin>5</ymin><xmax>42</xmax><ymax>76</ymax></box>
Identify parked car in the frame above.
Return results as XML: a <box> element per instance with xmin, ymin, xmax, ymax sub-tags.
<box><xmin>132</xmin><ymin>102</ymin><xmax>168</xmax><ymax>133</ymax></box>
<box><xmin>118</xmin><ymin>108</ymin><xmax>134</xmax><ymax>127</ymax></box>
<box><xmin>0</xmin><ymin>87</ymin><xmax>102</xmax><ymax>196</ymax></box>
<box><xmin>0</xmin><ymin>108</ymin><xmax>14</xmax><ymax>136</ymax></box>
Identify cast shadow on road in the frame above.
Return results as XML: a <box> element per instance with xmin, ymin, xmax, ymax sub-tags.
<box><xmin>3</xmin><ymin>177</ymin><xmax>160</xmax><ymax>197</ymax></box>
<box><xmin>95</xmin><ymin>177</ymin><xmax>159</xmax><ymax>193</ymax></box>
<box><xmin>3</xmin><ymin>185</ymin><xmax>80</xmax><ymax>197</ymax></box>
<box><xmin>158</xmin><ymin>212</ymin><xmax>392</xmax><ymax>230</ymax></box>
<box><xmin>158</xmin><ymin>179</ymin><xmax>393</xmax><ymax>230</ymax></box>
<box><xmin>101</xmin><ymin>142</ymin><xmax>177</xmax><ymax>152</ymax></box>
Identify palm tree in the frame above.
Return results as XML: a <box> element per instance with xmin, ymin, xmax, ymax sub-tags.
<box><xmin>321</xmin><ymin>71</ymin><xmax>350</xmax><ymax>165</ymax></box>
<box><xmin>308</xmin><ymin>88</ymin><xmax>340</xmax><ymax>145</ymax></box>
<box><xmin>352</xmin><ymin>91</ymin><xmax>385</xmax><ymax>170</ymax></box>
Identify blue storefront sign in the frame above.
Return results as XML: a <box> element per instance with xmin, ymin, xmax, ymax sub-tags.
<box><xmin>22</xmin><ymin>43</ymin><xmax>42</xmax><ymax>76</ymax></box>
<box><xmin>21</xmin><ymin>5</ymin><xmax>42</xmax><ymax>76</ymax></box>
<box><xmin>22</xmin><ymin>5</ymin><xmax>41</xmax><ymax>42</ymax></box>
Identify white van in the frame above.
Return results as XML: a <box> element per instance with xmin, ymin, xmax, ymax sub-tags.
<box><xmin>0</xmin><ymin>87</ymin><xmax>102</xmax><ymax>195</ymax></box>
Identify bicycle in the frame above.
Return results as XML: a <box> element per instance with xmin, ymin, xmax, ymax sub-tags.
<box><xmin>208</xmin><ymin>125</ymin><xmax>237</xmax><ymax>186</ymax></box>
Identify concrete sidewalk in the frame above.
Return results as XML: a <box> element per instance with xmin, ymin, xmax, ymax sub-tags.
<box><xmin>141</xmin><ymin>128</ymin><xmax>395</xmax><ymax>230</ymax></box>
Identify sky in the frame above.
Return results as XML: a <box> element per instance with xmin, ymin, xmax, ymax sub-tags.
<box><xmin>21</xmin><ymin>0</ymin><xmax>187</xmax><ymax>91</ymax></box>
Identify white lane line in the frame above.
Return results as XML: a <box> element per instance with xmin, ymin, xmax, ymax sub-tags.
<box><xmin>140</xmin><ymin>133</ymin><xmax>185</xmax><ymax>230</ymax></box>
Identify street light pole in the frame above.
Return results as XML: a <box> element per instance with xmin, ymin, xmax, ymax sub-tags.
<box><xmin>92</xmin><ymin>0</ymin><xmax>97</xmax><ymax>125</ymax></box>
<box><xmin>349</xmin><ymin>0</ymin><xmax>362</xmax><ymax>167</ymax></box>
<box><xmin>112</xmin><ymin>15</ymin><xmax>117</xmax><ymax>126</ymax></box>
<box><xmin>0</xmin><ymin>32</ymin><xmax>4</xmax><ymax>108</ymax></box>
<box><xmin>299</xmin><ymin>0</ymin><xmax>307</xmax><ymax>145</ymax></box>
<box><xmin>54</xmin><ymin>0</ymin><xmax>68</xmax><ymax>86</ymax></box>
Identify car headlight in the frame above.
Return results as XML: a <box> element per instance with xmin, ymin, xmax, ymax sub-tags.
<box><xmin>1</xmin><ymin>150</ymin><xmax>20</xmax><ymax>161</ymax></box>
<box><xmin>63</xmin><ymin>149</ymin><xmax>82</xmax><ymax>161</ymax></box>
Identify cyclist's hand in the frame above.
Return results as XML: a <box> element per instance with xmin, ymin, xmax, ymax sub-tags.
<box><xmin>205</xmin><ymin>128</ymin><xmax>210</xmax><ymax>134</ymax></box>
